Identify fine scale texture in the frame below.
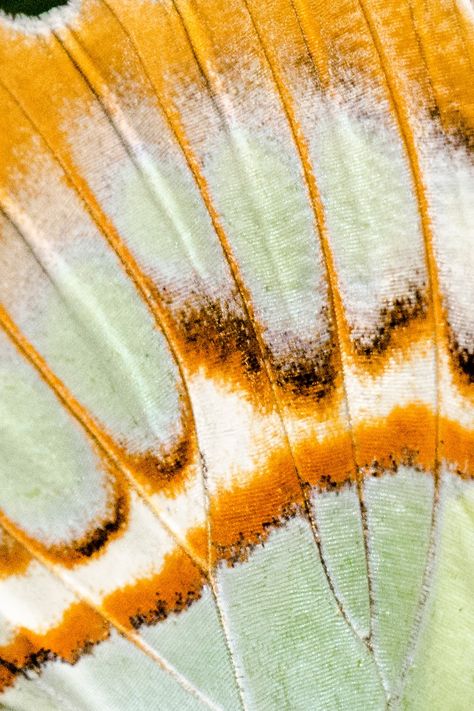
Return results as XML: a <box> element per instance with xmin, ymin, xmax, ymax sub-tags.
<box><xmin>0</xmin><ymin>0</ymin><xmax>473</xmax><ymax>709</ymax></box>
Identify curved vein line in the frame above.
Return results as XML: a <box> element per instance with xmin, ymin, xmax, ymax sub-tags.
<box><xmin>198</xmin><ymin>452</ymin><xmax>248</xmax><ymax>710</ymax></box>
<box><xmin>0</xmin><ymin>180</ymin><xmax>215</xmax><ymax>584</ymax></box>
<box><xmin>0</xmin><ymin>523</ymin><xmax>220</xmax><ymax>711</ymax></box>
<box><xmin>356</xmin><ymin>0</ymin><xmax>443</xmax><ymax>697</ymax></box>
<box><xmin>241</xmin><ymin>0</ymin><xmax>375</xmax><ymax>648</ymax></box>
<box><xmin>75</xmin><ymin>4</ymin><xmax>296</xmax><ymax>704</ymax></box>
<box><xmin>0</xmin><ymin>65</ymin><xmax>246</xmax><ymax>711</ymax></box>
<box><xmin>168</xmin><ymin>0</ymin><xmax>369</xmax><ymax>641</ymax></box>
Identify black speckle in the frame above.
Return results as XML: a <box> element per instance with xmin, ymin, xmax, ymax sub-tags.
<box><xmin>354</xmin><ymin>287</ymin><xmax>427</xmax><ymax>357</ymax></box>
<box><xmin>76</xmin><ymin>496</ymin><xmax>126</xmax><ymax>558</ymax></box>
<box><xmin>451</xmin><ymin>340</ymin><xmax>474</xmax><ymax>384</ymax></box>
<box><xmin>273</xmin><ymin>338</ymin><xmax>336</xmax><ymax>399</ymax></box>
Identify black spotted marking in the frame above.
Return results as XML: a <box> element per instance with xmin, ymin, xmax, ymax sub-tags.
<box><xmin>0</xmin><ymin>638</ymin><xmax>107</xmax><ymax>692</ymax></box>
<box><xmin>214</xmin><ymin>501</ymin><xmax>302</xmax><ymax>567</ymax></box>
<box><xmin>0</xmin><ymin>657</ymin><xmax>22</xmax><ymax>677</ymax></box>
<box><xmin>129</xmin><ymin>588</ymin><xmax>201</xmax><ymax>630</ymax></box>
<box><xmin>179</xmin><ymin>296</ymin><xmax>262</xmax><ymax>375</ymax></box>
<box><xmin>178</xmin><ymin>295</ymin><xmax>338</xmax><ymax>398</ymax></box>
<box><xmin>0</xmin><ymin>0</ymin><xmax>68</xmax><ymax>16</ymax></box>
<box><xmin>429</xmin><ymin>104</ymin><xmax>474</xmax><ymax>153</ymax></box>
<box><xmin>450</xmin><ymin>338</ymin><xmax>474</xmax><ymax>384</ymax></box>
<box><xmin>457</xmin><ymin>348</ymin><xmax>474</xmax><ymax>383</ymax></box>
<box><xmin>272</xmin><ymin>337</ymin><xmax>337</xmax><ymax>399</ymax></box>
<box><xmin>353</xmin><ymin>287</ymin><xmax>427</xmax><ymax>357</ymax></box>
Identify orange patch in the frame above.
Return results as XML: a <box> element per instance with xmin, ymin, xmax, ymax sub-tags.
<box><xmin>295</xmin><ymin>431</ymin><xmax>355</xmax><ymax>488</ymax></box>
<box><xmin>0</xmin><ymin>529</ymin><xmax>32</xmax><ymax>579</ymax></box>
<box><xmin>128</xmin><ymin>427</ymin><xmax>198</xmax><ymax>498</ymax></box>
<box><xmin>103</xmin><ymin>546</ymin><xmax>206</xmax><ymax>629</ymax></box>
<box><xmin>357</xmin><ymin>404</ymin><xmax>436</xmax><ymax>472</ymax></box>
<box><xmin>210</xmin><ymin>445</ymin><xmax>303</xmax><ymax>564</ymax></box>
<box><xmin>2</xmin><ymin>401</ymin><xmax>472</xmax><ymax>687</ymax></box>
<box><xmin>441</xmin><ymin>417</ymin><xmax>474</xmax><ymax>478</ymax></box>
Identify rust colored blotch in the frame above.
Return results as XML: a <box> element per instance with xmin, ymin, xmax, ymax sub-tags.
<box><xmin>0</xmin><ymin>602</ymin><xmax>109</xmax><ymax>692</ymax></box>
<box><xmin>103</xmin><ymin>547</ymin><xmax>206</xmax><ymax>629</ymax></box>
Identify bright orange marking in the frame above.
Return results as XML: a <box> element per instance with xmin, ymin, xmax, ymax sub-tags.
<box><xmin>103</xmin><ymin>547</ymin><xmax>205</xmax><ymax>629</ymax></box>
<box><xmin>0</xmin><ymin>603</ymin><xmax>109</xmax><ymax>691</ymax></box>
<box><xmin>0</xmin><ymin>401</ymin><xmax>471</xmax><ymax>686</ymax></box>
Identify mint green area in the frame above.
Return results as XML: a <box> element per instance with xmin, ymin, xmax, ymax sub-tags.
<box><xmin>27</xmin><ymin>237</ymin><xmax>183</xmax><ymax>457</ymax></box>
<box><xmin>312</xmin><ymin>485</ymin><xmax>370</xmax><ymax>638</ymax></box>
<box><xmin>207</xmin><ymin>129</ymin><xmax>327</xmax><ymax>350</ymax></box>
<box><xmin>1</xmin><ymin>631</ymin><xmax>209</xmax><ymax>711</ymax></box>
<box><xmin>217</xmin><ymin>516</ymin><xmax>385</xmax><ymax>710</ymax></box>
<box><xmin>0</xmin><ymin>679</ymin><xmax>63</xmax><ymax>711</ymax></box>
<box><xmin>400</xmin><ymin>475</ymin><xmax>474</xmax><ymax>711</ymax></box>
<box><xmin>115</xmin><ymin>154</ymin><xmax>231</xmax><ymax>299</ymax></box>
<box><xmin>0</xmin><ymin>330</ymin><xmax>108</xmax><ymax>546</ymax></box>
<box><xmin>312</xmin><ymin>105</ymin><xmax>423</xmax><ymax>329</ymax></box>
<box><xmin>364</xmin><ymin>468</ymin><xmax>434</xmax><ymax>694</ymax></box>
<box><xmin>141</xmin><ymin>586</ymin><xmax>242</xmax><ymax>709</ymax></box>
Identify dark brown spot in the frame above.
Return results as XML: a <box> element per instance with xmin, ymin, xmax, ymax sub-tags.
<box><xmin>178</xmin><ymin>296</ymin><xmax>262</xmax><ymax>376</ymax></box>
<box><xmin>131</xmin><ymin>433</ymin><xmax>194</xmax><ymax>493</ymax></box>
<box><xmin>178</xmin><ymin>295</ymin><xmax>338</xmax><ymax>399</ymax></box>
<box><xmin>449</xmin><ymin>338</ymin><xmax>474</xmax><ymax>384</ymax></box>
<box><xmin>0</xmin><ymin>657</ymin><xmax>22</xmax><ymax>678</ymax></box>
<box><xmin>272</xmin><ymin>337</ymin><xmax>337</xmax><ymax>399</ymax></box>
<box><xmin>129</xmin><ymin>586</ymin><xmax>201</xmax><ymax>629</ymax></box>
<box><xmin>75</xmin><ymin>495</ymin><xmax>127</xmax><ymax>558</ymax></box>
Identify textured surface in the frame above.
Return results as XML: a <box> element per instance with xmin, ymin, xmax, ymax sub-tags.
<box><xmin>0</xmin><ymin>0</ymin><xmax>472</xmax><ymax>709</ymax></box>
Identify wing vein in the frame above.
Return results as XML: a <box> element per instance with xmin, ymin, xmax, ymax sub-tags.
<box><xmin>166</xmin><ymin>0</ymin><xmax>373</xmax><ymax>645</ymax></box>
<box><xmin>0</xmin><ymin>74</ymin><xmax>246</xmax><ymax>705</ymax></box>
<box><xmin>355</xmin><ymin>0</ymin><xmax>443</xmax><ymax>699</ymax></box>
<box><xmin>241</xmin><ymin>0</ymin><xmax>376</xmax><ymax>651</ymax></box>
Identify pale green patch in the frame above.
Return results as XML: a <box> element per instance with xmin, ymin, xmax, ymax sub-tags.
<box><xmin>364</xmin><ymin>467</ymin><xmax>434</xmax><ymax>693</ymax></box>
<box><xmin>66</xmin><ymin>100</ymin><xmax>231</xmax><ymax>304</ymax></box>
<box><xmin>142</xmin><ymin>586</ymin><xmax>242</xmax><ymax>709</ymax></box>
<box><xmin>207</xmin><ymin>129</ymin><xmax>328</xmax><ymax>352</ymax></box>
<box><xmin>0</xmin><ymin>678</ymin><xmax>63</xmax><ymax>711</ymax></box>
<box><xmin>216</xmin><ymin>515</ymin><xmax>385</xmax><ymax>710</ymax></box>
<box><xmin>40</xmin><ymin>240</ymin><xmax>183</xmax><ymax>456</ymax></box>
<box><xmin>312</xmin><ymin>104</ymin><xmax>425</xmax><ymax>336</ymax></box>
<box><xmin>0</xmin><ymin>330</ymin><xmax>109</xmax><ymax>546</ymax></box>
<box><xmin>400</xmin><ymin>474</ymin><xmax>474</xmax><ymax>711</ymax></box>
<box><xmin>2</xmin><ymin>631</ymin><xmax>208</xmax><ymax>711</ymax></box>
<box><xmin>313</xmin><ymin>484</ymin><xmax>370</xmax><ymax>638</ymax></box>
<box><xmin>113</xmin><ymin>154</ymin><xmax>231</xmax><ymax>300</ymax></box>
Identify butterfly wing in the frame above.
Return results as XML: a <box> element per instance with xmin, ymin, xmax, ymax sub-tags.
<box><xmin>0</xmin><ymin>1</ymin><xmax>473</xmax><ymax>709</ymax></box>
